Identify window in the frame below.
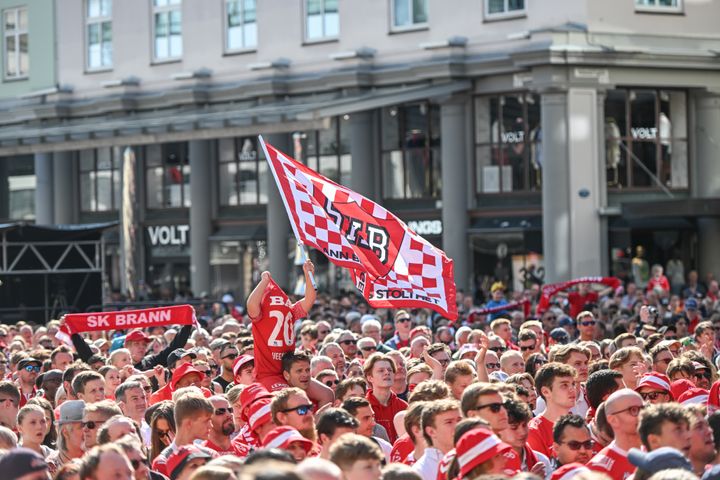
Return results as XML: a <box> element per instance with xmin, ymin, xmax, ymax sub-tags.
<box><xmin>381</xmin><ymin>103</ymin><xmax>441</xmax><ymax>199</ymax></box>
<box><xmin>485</xmin><ymin>0</ymin><xmax>526</xmax><ymax>19</ymax></box>
<box><xmin>226</xmin><ymin>0</ymin><xmax>256</xmax><ymax>51</ymax></box>
<box><xmin>474</xmin><ymin>93</ymin><xmax>541</xmax><ymax>194</ymax></box>
<box><xmin>391</xmin><ymin>0</ymin><xmax>428</xmax><ymax>30</ymax></box>
<box><xmin>152</xmin><ymin>0</ymin><xmax>182</xmax><ymax>61</ymax></box>
<box><xmin>86</xmin><ymin>0</ymin><xmax>112</xmax><ymax>69</ymax></box>
<box><xmin>635</xmin><ymin>0</ymin><xmax>682</xmax><ymax>12</ymax></box>
<box><xmin>218</xmin><ymin>137</ymin><xmax>268</xmax><ymax>206</ymax></box>
<box><xmin>604</xmin><ymin>89</ymin><xmax>687</xmax><ymax>190</ymax></box>
<box><xmin>79</xmin><ymin>148</ymin><xmax>120</xmax><ymax>212</ymax></box>
<box><xmin>3</xmin><ymin>7</ymin><xmax>28</xmax><ymax>79</ymax></box>
<box><xmin>146</xmin><ymin>142</ymin><xmax>190</xmax><ymax>208</ymax></box>
<box><xmin>294</xmin><ymin>117</ymin><xmax>351</xmax><ymax>185</ymax></box>
<box><xmin>305</xmin><ymin>0</ymin><xmax>338</xmax><ymax>41</ymax></box>
<box><xmin>1</xmin><ymin>155</ymin><xmax>35</xmax><ymax>220</ymax></box>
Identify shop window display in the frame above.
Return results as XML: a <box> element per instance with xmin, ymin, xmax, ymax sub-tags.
<box><xmin>218</xmin><ymin>137</ymin><xmax>268</xmax><ymax>206</ymax></box>
<box><xmin>145</xmin><ymin>142</ymin><xmax>190</xmax><ymax>209</ymax></box>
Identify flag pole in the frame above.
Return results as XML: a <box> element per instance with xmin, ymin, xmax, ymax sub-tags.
<box><xmin>259</xmin><ymin>135</ymin><xmax>317</xmax><ymax>290</ymax></box>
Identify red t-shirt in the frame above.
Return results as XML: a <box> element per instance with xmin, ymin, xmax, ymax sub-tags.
<box><xmin>503</xmin><ymin>445</ymin><xmax>539</xmax><ymax>475</ymax></box>
<box><xmin>527</xmin><ymin>415</ymin><xmax>555</xmax><ymax>459</ymax></box>
<box><xmin>202</xmin><ymin>439</ymin><xmax>239</xmax><ymax>456</ymax></box>
<box><xmin>251</xmin><ymin>279</ymin><xmax>307</xmax><ymax>379</ymax></box>
<box><xmin>647</xmin><ymin>275</ymin><xmax>670</xmax><ymax>293</ymax></box>
<box><xmin>391</xmin><ymin>434</ymin><xmax>415</xmax><ymax>464</ymax></box>
<box><xmin>568</xmin><ymin>291</ymin><xmax>599</xmax><ymax>319</ymax></box>
<box><xmin>367</xmin><ymin>390</ymin><xmax>407</xmax><ymax>444</ymax></box>
<box><xmin>587</xmin><ymin>442</ymin><xmax>635</xmax><ymax>479</ymax></box>
<box><xmin>437</xmin><ymin>449</ymin><xmax>455</xmax><ymax>480</ymax></box>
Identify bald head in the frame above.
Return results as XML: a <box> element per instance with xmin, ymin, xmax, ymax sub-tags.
<box><xmin>605</xmin><ymin>388</ymin><xmax>643</xmax><ymax>414</ymax></box>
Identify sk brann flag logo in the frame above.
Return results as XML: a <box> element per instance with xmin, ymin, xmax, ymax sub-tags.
<box><xmin>260</xmin><ymin>137</ymin><xmax>457</xmax><ymax>320</ymax></box>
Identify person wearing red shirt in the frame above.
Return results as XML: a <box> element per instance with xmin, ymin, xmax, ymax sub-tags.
<box><xmin>646</xmin><ymin>265</ymin><xmax>670</xmax><ymax>294</ymax></box>
<box><xmin>385</xmin><ymin>310</ymin><xmax>412</xmax><ymax>350</ymax></box>
<box><xmin>16</xmin><ymin>358</ymin><xmax>40</xmax><ymax>408</ymax></box>
<box><xmin>587</xmin><ymin>388</ymin><xmax>644</xmax><ymax>479</ymax></box>
<box><xmin>565</xmin><ymin>283</ymin><xmax>611</xmax><ymax>320</ymax></box>
<box><xmin>499</xmin><ymin>398</ymin><xmax>546</xmax><ymax>477</ymax></box>
<box><xmin>364</xmin><ymin>353</ymin><xmax>408</xmax><ymax>443</ymax></box>
<box><xmin>390</xmin><ymin>402</ymin><xmax>426</xmax><ymax>465</ymax></box>
<box><xmin>527</xmin><ymin>363</ymin><xmax>578</xmax><ymax>460</ymax></box>
<box><xmin>203</xmin><ymin>396</ymin><xmax>239</xmax><ymax>456</ymax></box>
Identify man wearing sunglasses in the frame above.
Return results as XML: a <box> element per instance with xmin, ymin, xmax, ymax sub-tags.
<box><xmin>81</xmin><ymin>400</ymin><xmax>122</xmax><ymax>450</ymax></box>
<box><xmin>385</xmin><ymin>310</ymin><xmax>412</xmax><ymax>350</ymax></box>
<box><xmin>576</xmin><ymin>311</ymin><xmax>598</xmax><ymax>343</ymax></box>
<box><xmin>552</xmin><ymin>414</ymin><xmax>595</xmax><ymax>468</ymax></box>
<box><xmin>358</xmin><ymin>338</ymin><xmax>378</xmax><ymax>360</ymax></box>
<box><xmin>337</xmin><ymin>331</ymin><xmax>359</xmax><ymax>359</ymax></box>
<box><xmin>587</xmin><ymin>388</ymin><xmax>644</xmax><ymax>478</ymax></box>
<box><xmin>461</xmin><ymin>383</ymin><xmax>509</xmax><ymax>434</ymax></box>
<box><xmin>16</xmin><ymin>358</ymin><xmax>41</xmax><ymax>407</ymax></box>
<box><xmin>203</xmin><ymin>395</ymin><xmax>238</xmax><ymax>456</ymax></box>
<box><xmin>271</xmin><ymin>387</ymin><xmax>318</xmax><ymax>443</ymax></box>
<box><xmin>214</xmin><ymin>343</ymin><xmax>239</xmax><ymax>392</ymax></box>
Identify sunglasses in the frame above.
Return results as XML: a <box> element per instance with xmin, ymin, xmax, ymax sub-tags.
<box><xmin>520</xmin><ymin>343</ymin><xmax>536</xmax><ymax>352</ymax></box>
<box><xmin>475</xmin><ymin>402</ymin><xmax>507</xmax><ymax>413</ymax></box>
<box><xmin>340</xmin><ymin>339</ymin><xmax>357</xmax><ymax>346</ymax></box>
<box><xmin>214</xmin><ymin>407</ymin><xmax>233</xmax><ymax>416</ymax></box>
<box><xmin>324</xmin><ymin>379</ymin><xmax>340</xmax><ymax>387</ymax></box>
<box><xmin>489</xmin><ymin>346</ymin><xmax>507</xmax><ymax>353</ymax></box>
<box><xmin>130</xmin><ymin>458</ymin><xmax>148</xmax><ymax>470</ymax></box>
<box><xmin>534</xmin><ymin>358</ymin><xmax>547</xmax><ymax>365</ymax></box>
<box><xmin>561</xmin><ymin>440</ymin><xmax>595</xmax><ymax>451</ymax></box>
<box><xmin>609</xmin><ymin>405</ymin><xmax>644</xmax><ymax>417</ymax></box>
<box><xmin>695</xmin><ymin>371</ymin><xmax>711</xmax><ymax>380</ymax></box>
<box><xmin>639</xmin><ymin>391</ymin><xmax>668</xmax><ymax>401</ymax></box>
<box><xmin>282</xmin><ymin>404</ymin><xmax>313</xmax><ymax>416</ymax></box>
<box><xmin>83</xmin><ymin>421</ymin><xmax>99</xmax><ymax>430</ymax></box>
<box><xmin>580</xmin><ymin>321</ymin><xmax>596</xmax><ymax>327</ymax></box>
<box><xmin>221</xmin><ymin>353</ymin><xmax>238</xmax><ymax>360</ymax></box>
<box><xmin>23</xmin><ymin>365</ymin><xmax>41</xmax><ymax>373</ymax></box>
<box><xmin>198</xmin><ymin>370</ymin><xmax>212</xmax><ymax>376</ymax></box>
<box><xmin>485</xmin><ymin>362</ymin><xmax>501</xmax><ymax>370</ymax></box>
<box><xmin>361</xmin><ymin>346</ymin><xmax>376</xmax><ymax>352</ymax></box>
<box><xmin>157</xmin><ymin>429</ymin><xmax>171</xmax><ymax>439</ymax></box>
<box><xmin>396</xmin><ymin>317</ymin><xmax>410</xmax><ymax>324</ymax></box>
<box><xmin>318</xmin><ymin>330</ymin><xmax>330</xmax><ymax>335</ymax></box>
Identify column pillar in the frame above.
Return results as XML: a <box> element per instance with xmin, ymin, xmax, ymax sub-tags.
<box><xmin>34</xmin><ymin>152</ymin><xmax>54</xmax><ymax>225</ymax></box>
<box><xmin>265</xmin><ymin>133</ymin><xmax>291</xmax><ymax>290</ymax></box>
<box><xmin>440</xmin><ymin>98</ymin><xmax>468</xmax><ymax>291</ymax></box>
<box><xmin>53</xmin><ymin>151</ymin><xmax>74</xmax><ymax>224</ymax></box>
<box><xmin>350</xmin><ymin>111</ymin><xmax>376</xmax><ymax>199</ymax></box>
<box><xmin>541</xmin><ymin>88</ymin><xmax>603</xmax><ymax>282</ymax></box>
<box><xmin>696</xmin><ymin>92</ymin><xmax>720</xmax><ymax>279</ymax></box>
<box><xmin>0</xmin><ymin>158</ymin><xmax>8</xmax><ymax>219</ymax></box>
<box><xmin>189</xmin><ymin>140</ymin><xmax>212</xmax><ymax>296</ymax></box>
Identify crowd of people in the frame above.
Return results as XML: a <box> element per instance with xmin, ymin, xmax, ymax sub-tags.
<box><xmin>1</xmin><ymin>261</ymin><xmax>720</xmax><ymax>480</ymax></box>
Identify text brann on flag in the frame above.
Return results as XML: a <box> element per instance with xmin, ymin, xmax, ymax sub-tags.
<box><xmin>260</xmin><ymin>138</ymin><xmax>457</xmax><ymax>320</ymax></box>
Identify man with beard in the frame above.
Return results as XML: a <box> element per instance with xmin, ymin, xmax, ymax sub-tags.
<box><xmin>320</xmin><ymin>343</ymin><xmax>348</xmax><ymax>379</ymax></box>
<box><xmin>271</xmin><ymin>387</ymin><xmax>317</xmax><ymax>444</ymax></box>
<box><xmin>551</xmin><ymin>414</ymin><xmax>595</xmax><ymax>469</ymax></box>
<box><xmin>213</xmin><ymin>343</ymin><xmax>239</xmax><ymax>392</ymax></box>
<box><xmin>16</xmin><ymin>358</ymin><xmax>41</xmax><ymax>407</ymax></box>
<box><xmin>203</xmin><ymin>396</ymin><xmax>238</xmax><ymax>455</ymax></box>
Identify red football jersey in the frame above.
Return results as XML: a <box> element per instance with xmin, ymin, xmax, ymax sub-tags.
<box><xmin>527</xmin><ymin>415</ymin><xmax>555</xmax><ymax>459</ymax></box>
<box><xmin>587</xmin><ymin>442</ymin><xmax>635</xmax><ymax>479</ymax></box>
<box><xmin>251</xmin><ymin>278</ymin><xmax>307</xmax><ymax>378</ymax></box>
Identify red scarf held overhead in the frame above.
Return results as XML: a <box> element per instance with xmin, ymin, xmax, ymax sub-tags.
<box><xmin>58</xmin><ymin>305</ymin><xmax>196</xmax><ymax>336</ymax></box>
<box><xmin>535</xmin><ymin>276</ymin><xmax>621</xmax><ymax>316</ymax></box>
<box><xmin>465</xmin><ymin>299</ymin><xmax>531</xmax><ymax>324</ymax></box>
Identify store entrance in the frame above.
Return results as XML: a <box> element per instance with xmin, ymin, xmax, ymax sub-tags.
<box><xmin>147</xmin><ymin>260</ymin><xmax>191</xmax><ymax>299</ymax></box>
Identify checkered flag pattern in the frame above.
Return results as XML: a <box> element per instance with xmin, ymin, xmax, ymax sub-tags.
<box><xmin>261</xmin><ymin>138</ymin><xmax>458</xmax><ymax>320</ymax></box>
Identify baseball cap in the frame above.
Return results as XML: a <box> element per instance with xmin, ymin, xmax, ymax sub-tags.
<box><xmin>239</xmin><ymin>383</ymin><xmax>273</xmax><ymax>421</ymax></box>
<box><xmin>124</xmin><ymin>329</ymin><xmax>151</xmax><ymax>345</ymax></box>
<box><xmin>678</xmin><ymin>387</ymin><xmax>709</xmax><ymax>406</ymax></box>
<box><xmin>39</xmin><ymin>369</ymin><xmax>63</xmax><ymax>384</ymax></box>
<box><xmin>18</xmin><ymin>357</ymin><xmax>42</xmax><ymax>370</ymax></box>
<box><xmin>232</xmin><ymin>355</ymin><xmax>254</xmax><ymax>378</ymax></box>
<box><xmin>686</xmin><ymin>298</ymin><xmax>699</xmax><ymax>310</ymax></box>
<box><xmin>169</xmin><ymin>362</ymin><xmax>206</xmax><ymax>390</ymax></box>
<box><xmin>248</xmin><ymin>398</ymin><xmax>273</xmax><ymax>432</ymax></box>
<box><xmin>166</xmin><ymin>445</ymin><xmax>213</xmax><ymax>480</ymax></box>
<box><xmin>455</xmin><ymin>427</ymin><xmax>511</xmax><ymax>478</ymax></box>
<box><xmin>0</xmin><ymin>447</ymin><xmax>49</xmax><ymax>478</ymax></box>
<box><xmin>628</xmin><ymin>447</ymin><xmax>692</xmax><ymax>473</ymax></box>
<box><xmin>58</xmin><ymin>400</ymin><xmax>85</xmax><ymax>425</ymax></box>
<box><xmin>558</xmin><ymin>316</ymin><xmax>574</xmax><ymax>328</ymax></box>
<box><xmin>635</xmin><ymin>372</ymin><xmax>672</xmax><ymax>395</ymax></box>
<box><xmin>262</xmin><ymin>426</ymin><xmax>314</xmax><ymax>453</ymax></box>
<box><xmin>550</xmin><ymin>328</ymin><xmax>570</xmax><ymax>344</ymax></box>
<box><xmin>167</xmin><ymin>348</ymin><xmax>197</xmax><ymax>369</ymax></box>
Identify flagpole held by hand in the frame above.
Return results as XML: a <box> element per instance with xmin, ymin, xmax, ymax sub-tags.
<box><xmin>299</xmin><ymin>244</ymin><xmax>317</xmax><ymax>290</ymax></box>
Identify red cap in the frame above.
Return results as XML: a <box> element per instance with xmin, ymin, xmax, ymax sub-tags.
<box><xmin>232</xmin><ymin>355</ymin><xmax>255</xmax><ymax>379</ymax></box>
<box><xmin>550</xmin><ymin>463</ymin><xmax>591</xmax><ymax>480</ymax></box>
<box><xmin>247</xmin><ymin>398</ymin><xmax>273</xmax><ymax>433</ymax></box>
<box><xmin>239</xmin><ymin>383</ymin><xmax>273</xmax><ymax>422</ymax></box>
<box><xmin>166</xmin><ymin>445</ymin><xmax>212</xmax><ymax>479</ymax></box>
<box><xmin>124</xmin><ymin>329</ymin><xmax>151</xmax><ymax>345</ymax></box>
<box><xmin>456</xmin><ymin>427</ymin><xmax>512</xmax><ymax>479</ymax></box>
<box><xmin>670</xmin><ymin>378</ymin><xmax>695</xmax><ymax>401</ymax></box>
<box><xmin>678</xmin><ymin>387</ymin><xmax>709</xmax><ymax>406</ymax></box>
<box><xmin>409</xmin><ymin>326</ymin><xmax>431</xmax><ymax>341</ymax></box>
<box><xmin>635</xmin><ymin>372</ymin><xmax>672</xmax><ymax>396</ymax></box>
<box><xmin>170</xmin><ymin>362</ymin><xmax>206</xmax><ymax>391</ymax></box>
<box><xmin>262</xmin><ymin>426</ymin><xmax>314</xmax><ymax>453</ymax></box>
<box><xmin>709</xmin><ymin>381</ymin><xmax>720</xmax><ymax>412</ymax></box>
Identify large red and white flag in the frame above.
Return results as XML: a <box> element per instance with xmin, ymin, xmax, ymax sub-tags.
<box><xmin>260</xmin><ymin>137</ymin><xmax>458</xmax><ymax>320</ymax></box>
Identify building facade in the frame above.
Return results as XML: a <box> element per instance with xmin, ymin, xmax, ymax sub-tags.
<box><xmin>1</xmin><ymin>0</ymin><xmax>719</xmax><ymax>307</ymax></box>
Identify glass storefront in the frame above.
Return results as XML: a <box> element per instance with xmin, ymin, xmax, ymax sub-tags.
<box><xmin>475</xmin><ymin>93</ymin><xmax>541</xmax><ymax>194</ymax></box>
<box><xmin>0</xmin><ymin>155</ymin><xmax>35</xmax><ymax>220</ymax></box>
<box><xmin>145</xmin><ymin>142</ymin><xmax>191</xmax><ymax>209</ymax></box>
